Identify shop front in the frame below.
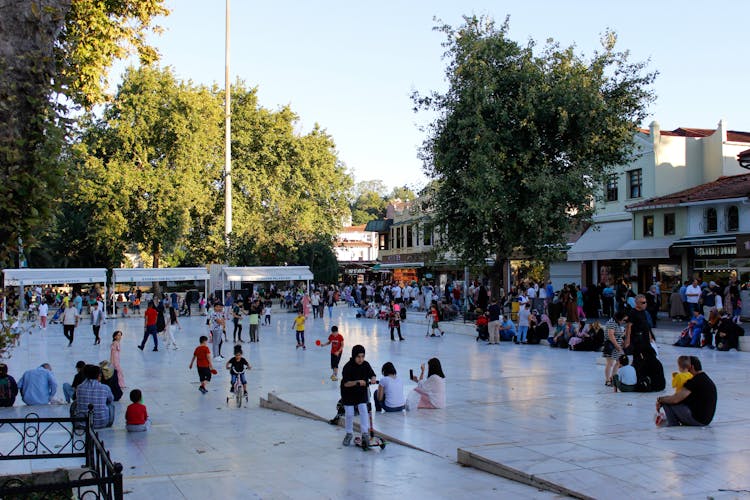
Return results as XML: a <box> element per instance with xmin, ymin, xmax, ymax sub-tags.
<box><xmin>673</xmin><ymin>235</ymin><xmax>750</xmax><ymax>284</ymax></box>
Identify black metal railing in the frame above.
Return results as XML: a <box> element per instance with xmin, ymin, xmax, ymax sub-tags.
<box><xmin>0</xmin><ymin>405</ymin><xmax>123</xmax><ymax>499</ymax></box>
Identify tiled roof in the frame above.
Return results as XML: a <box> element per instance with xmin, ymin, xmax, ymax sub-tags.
<box><xmin>340</xmin><ymin>225</ymin><xmax>368</xmax><ymax>233</ymax></box>
<box><xmin>364</xmin><ymin>219</ymin><xmax>392</xmax><ymax>233</ymax></box>
<box><xmin>626</xmin><ymin>174</ymin><xmax>750</xmax><ymax>210</ymax></box>
<box><xmin>639</xmin><ymin>127</ymin><xmax>750</xmax><ymax>143</ymax></box>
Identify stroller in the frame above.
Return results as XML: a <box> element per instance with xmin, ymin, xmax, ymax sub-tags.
<box><xmin>50</xmin><ymin>306</ymin><xmax>64</xmax><ymax>324</ymax></box>
<box><xmin>475</xmin><ymin>314</ymin><xmax>489</xmax><ymax>342</ymax></box>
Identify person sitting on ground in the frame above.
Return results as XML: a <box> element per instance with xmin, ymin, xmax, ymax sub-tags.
<box><xmin>687</xmin><ymin>309</ymin><xmax>705</xmax><ymax>347</ymax></box>
<box><xmin>716</xmin><ymin>311</ymin><xmax>743</xmax><ymax>351</ymax></box>
<box><xmin>612</xmin><ymin>355</ymin><xmax>637</xmax><ymax>392</ymax></box>
<box><xmin>567</xmin><ymin>320</ymin><xmax>589</xmax><ymax>350</ymax></box>
<box><xmin>671</xmin><ymin>355</ymin><xmax>693</xmax><ymax>393</ymax></box>
<box><xmin>125</xmin><ymin>389</ymin><xmax>150</xmax><ymax>432</ymax></box>
<box><xmin>17</xmin><ymin>363</ymin><xmax>57</xmax><ymax>405</ymax></box>
<box><xmin>409</xmin><ymin>357</ymin><xmax>446</xmax><ymax>409</ymax></box>
<box><xmin>0</xmin><ymin>363</ymin><xmax>19</xmax><ymax>407</ymax></box>
<box><xmin>73</xmin><ymin>364</ymin><xmax>115</xmax><ymax>429</ymax></box>
<box><xmin>499</xmin><ymin>315</ymin><xmax>517</xmax><ymax>342</ymax></box>
<box><xmin>656</xmin><ymin>356</ymin><xmax>717</xmax><ymax>427</ymax></box>
<box><xmin>634</xmin><ymin>346</ymin><xmax>666</xmax><ymax>393</ymax></box>
<box><xmin>548</xmin><ymin>317</ymin><xmax>568</xmax><ymax>348</ymax></box>
<box><xmin>63</xmin><ymin>360</ymin><xmax>87</xmax><ymax>403</ymax></box>
<box><xmin>375</xmin><ymin>362</ymin><xmax>405</xmax><ymax>412</ymax></box>
<box><xmin>99</xmin><ymin>360</ymin><xmax>123</xmax><ymax>402</ymax></box>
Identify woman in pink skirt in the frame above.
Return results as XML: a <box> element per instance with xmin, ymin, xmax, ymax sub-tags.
<box><xmin>110</xmin><ymin>330</ymin><xmax>126</xmax><ymax>388</ymax></box>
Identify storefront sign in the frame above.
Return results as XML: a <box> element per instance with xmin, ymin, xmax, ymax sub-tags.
<box><xmin>693</xmin><ymin>245</ymin><xmax>736</xmax><ymax>257</ymax></box>
<box><xmin>344</xmin><ymin>268</ymin><xmax>369</xmax><ymax>274</ymax></box>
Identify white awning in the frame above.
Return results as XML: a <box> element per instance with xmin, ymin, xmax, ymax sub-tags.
<box><xmin>112</xmin><ymin>267</ymin><xmax>210</xmax><ymax>283</ymax></box>
<box><xmin>618</xmin><ymin>236</ymin><xmax>679</xmax><ymax>259</ymax></box>
<box><xmin>378</xmin><ymin>262</ymin><xmax>424</xmax><ymax>269</ymax></box>
<box><xmin>223</xmin><ymin>266</ymin><xmax>313</xmax><ymax>282</ymax></box>
<box><xmin>567</xmin><ymin>221</ymin><xmax>632</xmax><ymax>261</ymax></box>
<box><xmin>3</xmin><ymin>268</ymin><xmax>108</xmax><ymax>287</ymax></box>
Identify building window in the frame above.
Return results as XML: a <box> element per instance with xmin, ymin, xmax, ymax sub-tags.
<box><xmin>664</xmin><ymin>213</ymin><xmax>675</xmax><ymax>235</ymax></box>
<box><xmin>389</xmin><ymin>229</ymin><xmax>394</xmax><ymax>249</ymax></box>
<box><xmin>406</xmin><ymin>225</ymin><xmax>413</xmax><ymax>247</ymax></box>
<box><xmin>395</xmin><ymin>227</ymin><xmax>402</xmax><ymax>249</ymax></box>
<box><xmin>704</xmin><ymin>208</ymin><xmax>717</xmax><ymax>233</ymax></box>
<box><xmin>643</xmin><ymin>215</ymin><xmax>654</xmax><ymax>237</ymax></box>
<box><xmin>605</xmin><ymin>177</ymin><xmax>618</xmax><ymax>202</ymax></box>
<box><xmin>423</xmin><ymin>226</ymin><xmax>432</xmax><ymax>246</ymax></box>
<box><xmin>726</xmin><ymin>206</ymin><xmax>739</xmax><ymax>232</ymax></box>
<box><xmin>628</xmin><ymin>169</ymin><xmax>642</xmax><ymax>198</ymax></box>
<box><xmin>379</xmin><ymin>233</ymin><xmax>388</xmax><ymax>251</ymax></box>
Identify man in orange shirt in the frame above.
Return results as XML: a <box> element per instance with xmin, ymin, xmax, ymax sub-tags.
<box><xmin>138</xmin><ymin>301</ymin><xmax>159</xmax><ymax>352</ymax></box>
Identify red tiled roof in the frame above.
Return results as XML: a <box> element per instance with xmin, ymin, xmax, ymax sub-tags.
<box><xmin>340</xmin><ymin>225</ymin><xmax>367</xmax><ymax>233</ymax></box>
<box><xmin>639</xmin><ymin>127</ymin><xmax>750</xmax><ymax>143</ymax></box>
<box><xmin>626</xmin><ymin>174</ymin><xmax>750</xmax><ymax>211</ymax></box>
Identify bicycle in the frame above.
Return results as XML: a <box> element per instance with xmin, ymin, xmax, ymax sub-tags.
<box><xmin>226</xmin><ymin>366</ymin><xmax>248</xmax><ymax>408</ymax></box>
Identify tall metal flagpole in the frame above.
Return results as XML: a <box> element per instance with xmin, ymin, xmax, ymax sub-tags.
<box><xmin>224</xmin><ymin>0</ymin><xmax>232</xmax><ymax>240</ymax></box>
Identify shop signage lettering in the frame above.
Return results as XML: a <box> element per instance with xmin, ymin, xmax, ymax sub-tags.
<box><xmin>693</xmin><ymin>245</ymin><xmax>736</xmax><ymax>257</ymax></box>
<box><xmin>344</xmin><ymin>268</ymin><xmax>368</xmax><ymax>274</ymax></box>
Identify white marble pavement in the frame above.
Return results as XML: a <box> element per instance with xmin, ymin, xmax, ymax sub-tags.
<box><xmin>1</xmin><ymin>305</ymin><xmax>562</xmax><ymax>499</ymax></box>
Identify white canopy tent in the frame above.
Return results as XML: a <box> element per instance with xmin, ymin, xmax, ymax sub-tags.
<box><xmin>222</xmin><ymin>266</ymin><xmax>313</xmax><ymax>300</ymax></box>
<box><xmin>111</xmin><ymin>267</ymin><xmax>210</xmax><ymax>312</ymax></box>
<box><xmin>2</xmin><ymin>268</ymin><xmax>108</xmax><ymax>316</ymax></box>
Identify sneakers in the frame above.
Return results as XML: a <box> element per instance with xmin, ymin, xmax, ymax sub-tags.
<box><xmin>198</xmin><ymin>386</ymin><xmax>207</xmax><ymax>394</ymax></box>
<box><xmin>137</xmin><ymin>345</ymin><xmax>144</xmax><ymax>351</ymax></box>
<box><xmin>342</xmin><ymin>433</ymin><xmax>353</xmax><ymax>446</ymax></box>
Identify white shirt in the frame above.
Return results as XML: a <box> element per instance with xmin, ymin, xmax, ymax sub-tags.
<box><xmin>38</xmin><ymin>303</ymin><xmax>49</xmax><ymax>317</ymax></box>
<box><xmin>62</xmin><ymin>307</ymin><xmax>79</xmax><ymax>325</ymax></box>
<box><xmin>518</xmin><ymin>308</ymin><xmax>531</xmax><ymax>327</ymax></box>
<box><xmin>539</xmin><ymin>287</ymin><xmax>547</xmax><ymax>299</ymax></box>
<box><xmin>686</xmin><ymin>284</ymin><xmax>702</xmax><ymax>304</ymax></box>
<box><xmin>618</xmin><ymin>365</ymin><xmax>637</xmax><ymax>385</ymax></box>
<box><xmin>392</xmin><ymin>286</ymin><xmax>402</xmax><ymax>299</ymax></box>
<box><xmin>527</xmin><ymin>287</ymin><xmax>537</xmax><ymax>299</ymax></box>
<box><xmin>379</xmin><ymin>375</ymin><xmax>405</xmax><ymax>408</ymax></box>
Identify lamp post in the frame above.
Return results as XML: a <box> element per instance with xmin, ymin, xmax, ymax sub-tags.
<box><xmin>224</xmin><ymin>0</ymin><xmax>232</xmax><ymax>241</ymax></box>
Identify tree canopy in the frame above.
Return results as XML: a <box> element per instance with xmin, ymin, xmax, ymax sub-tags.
<box><xmin>414</xmin><ymin>16</ymin><xmax>656</xmax><ymax>269</ymax></box>
<box><xmin>0</xmin><ymin>0</ymin><xmax>168</xmax><ymax>267</ymax></box>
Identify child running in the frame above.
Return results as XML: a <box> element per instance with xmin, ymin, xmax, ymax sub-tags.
<box><xmin>225</xmin><ymin>346</ymin><xmax>251</xmax><ymax>395</ymax></box>
<box><xmin>189</xmin><ymin>335</ymin><xmax>215</xmax><ymax>394</ymax></box>
<box><xmin>319</xmin><ymin>325</ymin><xmax>344</xmax><ymax>381</ymax></box>
<box><xmin>426</xmin><ymin>304</ymin><xmax>444</xmax><ymax>337</ymax></box>
<box><xmin>293</xmin><ymin>311</ymin><xmax>306</xmax><ymax>349</ymax></box>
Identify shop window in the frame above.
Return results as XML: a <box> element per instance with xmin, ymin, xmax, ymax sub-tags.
<box><xmin>664</xmin><ymin>213</ymin><xmax>675</xmax><ymax>235</ymax></box>
<box><xmin>406</xmin><ymin>225</ymin><xmax>413</xmax><ymax>247</ymax></box>
<box><xmin>605</xmin><ymin>177</ymin><xmax>618</xmax><ymax>202</ymax></box>
<box><xmin>704</xmin><ymin>208</ymin><xmax>717</xmax><ymax>233</ymax></box>
<box><xmin>628</xmin><ymin>169</ymin><xmax>642</xmax><ymax>198</ymax></box>
<box><xmin>643</xmin><ymin>215</ymin><xmax>654</xmax><ymax>237</ymax></box>
<box><xmin>726</xmin><ymin>206</ymin><xmax>739</xmax><ymax>232</ymax></box>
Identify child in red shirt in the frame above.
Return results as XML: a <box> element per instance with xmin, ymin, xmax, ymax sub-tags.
<box><xmin>426</xmin><ymin>304</ymin><xmax>444</xmax><ymax>337</ymax></box>
<box><xmin>189</xmin><ymin>335</ymin><xmax>215</xmax><ymax>394</ymax></box>
<box><xmin>319</xmin><ymin>325</ymin><xmax>344</xmax><ymax>381</ymax></box>
<box><xmin>125</xmin><ymin>389</ymin><xmax>150</xmax><ymax>432</ymax></box>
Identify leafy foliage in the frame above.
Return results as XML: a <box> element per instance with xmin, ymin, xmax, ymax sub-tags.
<box><xmin>414</xmin><ymin>16</ymin><xmax>656</xmax><ymax>267</ymax></box>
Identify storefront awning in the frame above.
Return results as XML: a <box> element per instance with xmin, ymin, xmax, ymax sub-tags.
<box><xmin>378</xmin><ymin>262</ymin><xmax>424</xmax><ymax>269</ymax></box>
<box><xmin>223</xmin><ymin>266</ymin><xmax>313</xmax><ymax>282</ymax></box>
<box><xmin>567</xmin><ymin>221</ymin><xmax>632</xmax><ymax>261</ymax></box>
<box><xmin>3</xmin><ymin>268</ymin><xmax>108</xmax><ymax>287</ymax></box>
<box><xmin>671</xmin><ymin>235</ymin><xmax>737</xmax><ymax>247</ymax></box>
<box><xmin>112</xmin><ymin>267</ymin><xmax>210</xmax><ymax>284</ymax></box>
<box><xmin>618</xmin><ymin>236</ymin><xmax>679</xmax><ymax>259</ymax></box>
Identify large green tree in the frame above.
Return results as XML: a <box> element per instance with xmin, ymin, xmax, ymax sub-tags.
<box><xmin>414</xmin><ymin>16</ymin><xmax>656</xmax><ymax>278</ymax></box>
<box><xmin>68</xmin><ymin>66</ymin><xmax>222</xmax><ymax>268</ymax></box>
<box><xmin>0</xmin><ymin>0</ymin><xmax>167</xmax><ymax>266</ymax></box>
<box><xmin>227</xmin><ymin>83</ymin><xmax>352</xmax><ymax>266</ymax></box>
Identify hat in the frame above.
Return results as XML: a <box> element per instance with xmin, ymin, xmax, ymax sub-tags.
<box><xmin>709</xmin><ymin>281</ymin><xmax>717</xmax><ymax>287</ymax></box>
<box><xmin>99</xmin><ymin>360</ymin><xmax>114</xmax><ymax>380</ymax></box>
<box><xmin>351</xmin><ymin>345</ymin><xmax>365</xmax><ymax>358</ymax></box>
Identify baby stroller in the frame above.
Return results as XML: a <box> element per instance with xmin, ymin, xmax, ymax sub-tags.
<box><xmin>476</xmin><ymin>323</ymin><xmax>489</xmax><ymax>342</ymax></box>
<box><xmin>50</xmin><ymin>306</ymin><xmax>64</xmax><ymax>324</ymax></box>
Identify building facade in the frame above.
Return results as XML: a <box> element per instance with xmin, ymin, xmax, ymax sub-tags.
<box><xmin>566</xmin><ymin>120</ymin><xmax>750</xmax><ymax>299</ymax></box>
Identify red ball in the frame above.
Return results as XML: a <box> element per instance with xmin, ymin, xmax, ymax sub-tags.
<box><xmin>315</xmin><ymin>339</ymin><xmax>321</xmax><ymax>346</ymax></box>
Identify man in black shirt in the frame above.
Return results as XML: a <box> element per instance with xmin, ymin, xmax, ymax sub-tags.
<box><xmin>656</xmin><ymin>356</ymin><xmax>717</xmax><ymax>426</ymax></box>
<box><xmin>340</xmin><ymin>345</ymin><xmax>376</xmax><ymax>448</ymax></box>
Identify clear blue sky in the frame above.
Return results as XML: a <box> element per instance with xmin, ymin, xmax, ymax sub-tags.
<box><xmin>114</xmin><ymin>0</ymin><xmax>750</xmax><ymax>191</ymax></box>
